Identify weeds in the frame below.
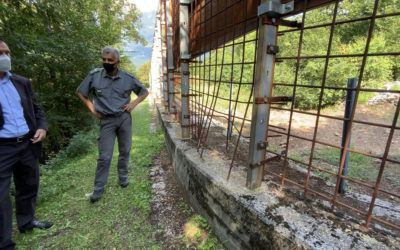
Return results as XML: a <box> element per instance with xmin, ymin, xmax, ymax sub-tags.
<box><xmin>182</xmin><ymin>214</ymin><xmax>224</xmax><ymax>250</ymax></box>
<box><xmin>12</xmin><ymin>101</ymin><xmax>165</xmax><ymax>249</ymax></box>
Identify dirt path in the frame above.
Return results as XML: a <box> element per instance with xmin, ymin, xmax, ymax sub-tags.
<box><xmin>149</xmin><ymin>148</ymin><xmax>192</xmax><ymax>249</ymax></box>
<box><xmin>148</xmin><ymin>101</ymin><xmax>225</xmax><ymax>249</ymax></box>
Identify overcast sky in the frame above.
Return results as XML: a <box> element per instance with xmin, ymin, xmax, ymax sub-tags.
<box><xmin>127</xmin><ymin>0</ymin><xmax>159</xmax><ymax>13</ymax></box>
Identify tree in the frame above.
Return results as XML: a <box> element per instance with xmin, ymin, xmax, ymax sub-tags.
<box><xmin>136</xmin><ymin>60</ymin><xmax>151</xmax><ymax>87</ymax></box>
<box><xmin>0</xmin><ymin>0</ymin><xmax>145</xmax><ymax>154</ymax></box>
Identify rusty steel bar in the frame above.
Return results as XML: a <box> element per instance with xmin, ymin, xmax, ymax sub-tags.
<box><xmin>280</xmin><ymin>0</ymin><xmax>308</xmax><ymax>189</ymax></box>
<box><xmin>277</xmin><ymin>52</ymin><xmax>400</xmax><ymax>60</ymax></box>
<box><xmin>268</xmin><ymin>127</ymin><xmax>400</xmax><ymax>164</ymax></box>
<box><xmin>271</xmin><ymin>106</ymin><xmax>400</xmax><ymax>130</ymax></box>
<box><xmin>266</xmin><ymin>149</ymin><xmax>400</xmax><ymax>200</ymax></box>
<box><xmin>331</xmin><ymin>0</ymin><xmax>379</xmax><ymax>218</ymax></box>
<box><xmin>180</xmin><ymin>0</ymin><xmax>400</xmax><ymax>232</ymax></box>
<box><xmin>305</xmin><ymin>1</ymin><xmax>345</xmax><ymax>199</ymax></box>
<box><xmin>370</xmin><ymin>215</ymin><xmax>400</xmax><ymax>231</ymax></box>
<box><xmin>339</xmin><ymin>78</ymin><xmax>357</xmax><ymax>193</ymax></box>
<box><xmin>198</xmin><ymin>39</ymin><xmax>227</xmax><ymax>157</ymax></box>
<box><xmin>365</xmin><ymin>96</ymin><xmax>400</xmax><ymax>227</ymax></box>
<box><xmin>273</xmin><ymin>83</ymin><xmax>400</xmax><ymax>94</ymax></box>
<box><xmin>228</xmin><ymin>2</ymin><xmax>259</xmax><ymax>181</ymax></box>
<box><xmin>280</xmin><ymin>12</ymin><xmax>400</xmax><ymax>34</ymax></box>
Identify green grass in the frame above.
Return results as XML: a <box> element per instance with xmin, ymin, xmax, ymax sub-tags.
<box><xmin>181</xmin><ymin>215</ymin><xmax>224</xmax><ymax>250</ymax></box>
<box><xmin>12</xmin><ymin>101</ymin><xmax>165</xmax><ymax>249</ymax></box>
<box><xmin>313</xmin><ymin>147</ymin><xmax>377</xmax><ymax>182</ymax></box>
<box><xmin>291</xmin><ymin>147</ymin><xmax>377</xmax><ymax>183</ymax></box>
<box><xmin>357</xmin><ymin>91</ymin><xmax>376</xmax><ymax>104</ymax></box>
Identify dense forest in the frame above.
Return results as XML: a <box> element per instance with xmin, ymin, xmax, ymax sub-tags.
<box><xmin>0</xmin><ymin>0</ymin><xmax>146</xmax><ymax>154</ymax></box>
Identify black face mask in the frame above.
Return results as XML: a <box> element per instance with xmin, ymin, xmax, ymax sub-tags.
<box><xmin>103</xmin><ymin>63</ymin><xmax>115</xmax><ymax>73</ymax></box>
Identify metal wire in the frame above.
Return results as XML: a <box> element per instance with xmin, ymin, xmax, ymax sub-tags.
<box><xmin>160</xmin><ymin>0</ymin><xmax>400</xmax><ymax>232</ymax></box>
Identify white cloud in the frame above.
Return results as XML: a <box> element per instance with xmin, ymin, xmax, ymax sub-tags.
<box><xmin>128</xmin><ymin>0</ymin><xmax>158</xmax><ymax>13</ymax></box>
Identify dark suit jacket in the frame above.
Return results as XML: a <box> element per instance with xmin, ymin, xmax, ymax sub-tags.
<box><xmin>0</xmin><ymin>74</ymin><xmax>47</xmax><ymax>158</ymax></box>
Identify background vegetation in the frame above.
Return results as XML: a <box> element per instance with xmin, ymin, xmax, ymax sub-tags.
<box><xmin>13</xmin><ymin>102</ymin><xmax>165</xmax><ymax>248</ymax></box>
<box><xmin>0</xmin><ymin>0</ymin><xmax>145</xmax><ymax>154</ymax></box>
<box><xmin>136</xmin><ymin>60</ymin><xmax>151</xmax><ymax>88</ymax></box>
<box><xmin>191</xmin><ymin>0</ymin><xmax>399</xmax><ymax>113</ymax></box>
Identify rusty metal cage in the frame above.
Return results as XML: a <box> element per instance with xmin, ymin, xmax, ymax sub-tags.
<box><xmin>158</xmin><ymin>0</ymin><xmax>400</xmax><ymax>233</ymax></box>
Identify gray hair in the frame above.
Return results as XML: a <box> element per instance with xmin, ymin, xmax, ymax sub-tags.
<box><xmin>102</xmin><ymin>46</ymin><xmax>120</xmax><ymax>61</ymax></box>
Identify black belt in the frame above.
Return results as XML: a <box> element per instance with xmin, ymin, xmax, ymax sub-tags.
<box><xmin>103</xmin><ymin>113</ymin><xmax>124</xmax><ymax>118</ymax></box>
<box><xmin>0</xmin><ymin>133</ymin><xmax>32</xmax><ymax>143</ymax></box>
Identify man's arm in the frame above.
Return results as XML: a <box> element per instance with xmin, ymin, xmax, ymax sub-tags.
<box><xmin>123</xmin><ymin>91</ymin><xmax>149</xmax><ymax>113</ymax></box>
<box><xmin>26</xmin><ymin>78</ymin><xmax>47</xmax><ymax>144</ymax></box>
<box><xmin>76</xmin><ymin>91</ymin><xmax>104</xmax><ymax>119</ymax></box>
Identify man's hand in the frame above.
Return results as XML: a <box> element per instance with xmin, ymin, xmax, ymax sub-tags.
<box><xmin>123</xmin><ymin>92</ymin><xmax>149</xmax><ymax>113</ymax></box>
<box><xmin>31</xmin><ymin>129</ymin><xmax>47</xmax><ymax>144</ymax></box>
<box><xmin>123</xmin><ymin>102</ymin><xmax>137</xmax><ymax>113</ymax></box>
<box><xmin>93</xmin><ymin>111</ymin><xmax>104</xmax><ymax>119</ymax></box>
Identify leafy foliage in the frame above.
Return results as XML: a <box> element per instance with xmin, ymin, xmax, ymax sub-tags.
<box><xmin>195</xmin><ymin>1</ymin><xmax>399</xmax><ymax>111</ymax></box>
<box><xmin>274</xmin><ymin>0</ymin><xmax>399</xmax><ymax>109</ymax></box>
<box><xmin>0</xmin><ymin>0</ymin><xmax>144</xmax><ymax>154</ymax></box>
<box><xmin>136</xmin><ymin>60</ymin><xmax>151</xmax><ymax>87</ymax></box>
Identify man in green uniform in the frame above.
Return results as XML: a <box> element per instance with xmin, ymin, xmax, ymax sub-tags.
<box><xmin>76</xmin><ymin>47</ymin><xmax>148</xmax><ymax>202</ymax></box>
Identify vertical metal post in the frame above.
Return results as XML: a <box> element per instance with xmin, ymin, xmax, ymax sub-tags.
<box><xmin>166</xmin><ymin>0</ymin><xmax>175</xmax><ymax>114</ymax></box>
<box><xmin>227</xmin><ymin>83</ymin><xmax>233</xmax><ymax>141</ymax></box>
<box><xmin>339</xmin><ymin>78</ymin><xmax>357</xmax><ymax>193</ymax></box>
<box><xmin>161</xmin><ymin>2</ymin><xmax>169</xmax><ymax>108</ymax></box>
<box><xmin>247</xmin><ymin>18</ymin><xmax>278</xmax><ymax>189</ymax></box>
<box><xmin>247</xmin><ymin>0</ymin><xmax>293</xmax><ymax>189</ymax></box>
<box><xmin>180</xmin><ymin>0</ymin><xmax>191</xmax><ymax>138</ymax></box>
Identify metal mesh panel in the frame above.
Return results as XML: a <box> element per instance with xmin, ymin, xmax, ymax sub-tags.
<box><xmin>161</xmin><ymin>0</ymin><xmax>400</xmax><ymax>232</ymax></box>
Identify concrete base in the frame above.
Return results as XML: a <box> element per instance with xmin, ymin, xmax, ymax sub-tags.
<box><xmin>157</xmin><ymin>104</ymin><xmax>395</xmax><ymax>250</ymax></box>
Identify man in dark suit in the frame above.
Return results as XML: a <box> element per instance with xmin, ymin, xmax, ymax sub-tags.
<box><xmin>0</xmin><ymin>38</ymin><xmax>53</xmax><ymax>250</ymax></box>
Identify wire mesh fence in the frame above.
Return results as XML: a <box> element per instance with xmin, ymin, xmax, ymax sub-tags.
<box><xmin>155</xmin><ymin>0</ymin><xmax>400</xmax><ymax>232</ymax></box>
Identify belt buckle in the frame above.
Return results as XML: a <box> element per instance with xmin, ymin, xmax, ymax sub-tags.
<box><xmin>16</xmin><ymin>136</ymin><xmax>25</xmax><ymax>143</ymax></box>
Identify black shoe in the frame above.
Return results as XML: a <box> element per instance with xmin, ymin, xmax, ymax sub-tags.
<box><xmin>120</xmin><ymin>181</ymin><xmax>129</xmax><ymax>188</ymax></box>
<box><xmin>90</xmin><ymin>192</ymin><xmax>102</xmax><ymax>203</ymax></box>
<box><xmin>19</xmin><ymin>219</ymin><xmax>53</xmax><ymax>233</ymax></box>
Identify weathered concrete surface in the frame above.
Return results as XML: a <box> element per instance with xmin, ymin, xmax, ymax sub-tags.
<box><xmin>157</xmin><ymin>104</ymin><xmax>396</xmax><ymax>250</ymax></box>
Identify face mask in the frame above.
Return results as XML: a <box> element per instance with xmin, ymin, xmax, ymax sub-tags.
<box><xmin>0</xmin><ymin>55</ymin><xmax>11</xmax><ymax>72</ymax></box>
<box><xmin>103</xmin><ymin>63</ymin><xmax>115</xmax><ymax>73</ymax></box>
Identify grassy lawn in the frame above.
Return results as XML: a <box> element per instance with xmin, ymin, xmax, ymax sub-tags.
<box><xmin>290</xmin><ymin>146</ymin><xmax>377</xmax><ymax>184</ymax></box>
<box><xmin>12</xmin><ymin>101</ymin><xmax>165</xmax><ymax>249</ymax></box>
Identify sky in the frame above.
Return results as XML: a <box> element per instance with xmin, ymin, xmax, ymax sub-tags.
<box><xmin>127</xmin><ymin>0</ymin><xmax>159</xmax><ymax>13</ymax></box>
<box><xmin>125</xmin><ymin>0</ymin><xmax>159</xmax><ymax>67</ymax></box>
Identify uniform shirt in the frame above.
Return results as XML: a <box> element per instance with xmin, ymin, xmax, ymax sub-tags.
<box><xmin>0</xmin><ymin>72</ymin><xmax>30</xmax><ymax>138</ymax></box>
<box><xmin>76</xmin><ymin>68</ymin><xmax>148</xmax><ymax>116</ymax></box>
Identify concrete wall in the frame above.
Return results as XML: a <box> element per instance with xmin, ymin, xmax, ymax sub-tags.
<box><xmin>157</xmin><ymin>104</ymin><xmax>394</xmax><ymax>250</ymax></box>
